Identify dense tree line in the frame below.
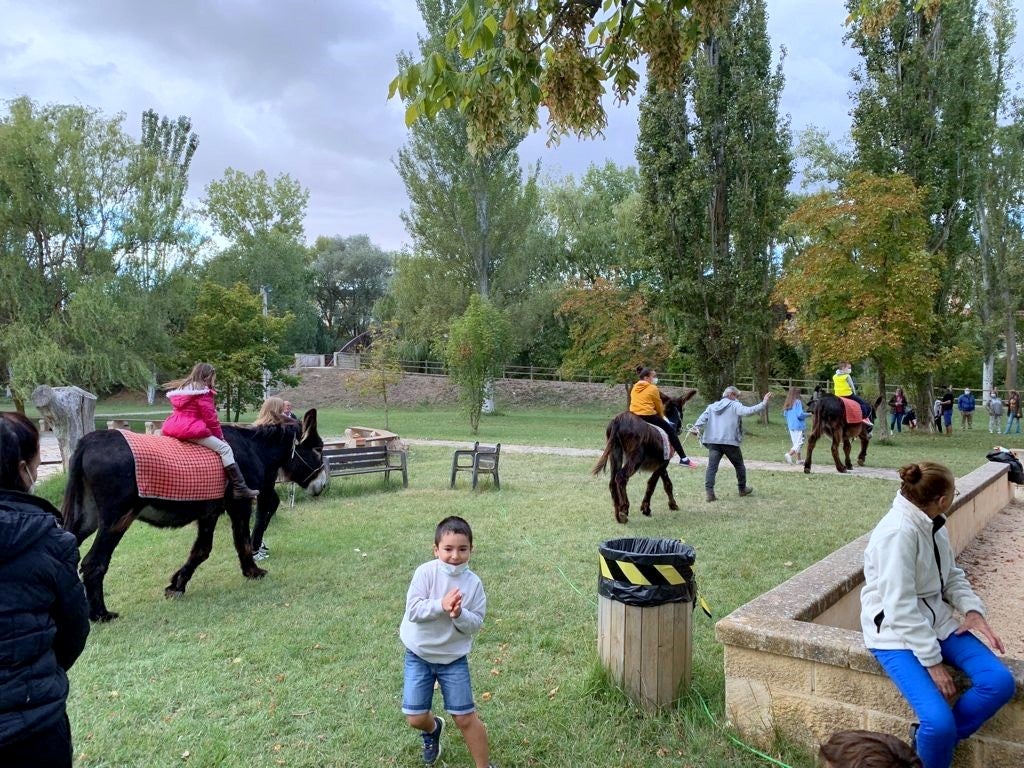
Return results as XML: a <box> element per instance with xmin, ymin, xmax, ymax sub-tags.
<box><xmin>3</xmin><ymin>0</ymin><xmax>1022</xmax><ymax>429</ymax></box>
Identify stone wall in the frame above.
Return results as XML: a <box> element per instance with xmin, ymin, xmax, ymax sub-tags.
<box><xmin>716</xmin><ymin>461</ymin><xmax>1024</xmax><ymax>767</ymax></box>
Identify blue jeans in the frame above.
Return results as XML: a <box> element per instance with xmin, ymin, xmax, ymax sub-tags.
<box><xmin>872</xmin><ymin>632</ymin><xmax>1014</xmax><ymax>768</ymax></box>
<box><xmin>1005</xmin><ymin>414</ymin><xmax>1021</xmax><ymax>434</ymax></box>
<box><xmin>401</xmin><ymin>649</ymin><xmax>476</xmax><ymax>716</ymax></box>
<box><xmin>890</xmin><ymin>413</ymin><xmax>903</xmax><ymax>432</ymax></box>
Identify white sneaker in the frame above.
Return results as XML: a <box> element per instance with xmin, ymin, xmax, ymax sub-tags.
<box><xmin>784</xmin><ymin>452</ymin><xmax>794</xmax><ymax>465</ymax></box>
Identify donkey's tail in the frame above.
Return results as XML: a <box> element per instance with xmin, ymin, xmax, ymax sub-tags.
<box><xmin>592</xmin><ymin>438</ymin><xmax>614</xmax><ymax>476</ymax></box>
<box><xmin>61</xmin><ymin>444</ymin><xmax>89</xmax><ymax>540</ymax></box>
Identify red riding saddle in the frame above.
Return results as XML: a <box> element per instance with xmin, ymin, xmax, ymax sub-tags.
<box><xmin>839</xmin><ymin>397</ymin><xmax>865</xmax><ymax>425</ymax></box>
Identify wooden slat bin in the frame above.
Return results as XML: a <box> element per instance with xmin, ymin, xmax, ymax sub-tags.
<box><xmin>597</xmin><ymin>538</ymin><xmax>696</xmax><ymax>711</ymax></box>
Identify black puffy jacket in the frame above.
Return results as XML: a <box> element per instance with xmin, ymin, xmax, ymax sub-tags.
<box><xmin>0</xmin><ymin>489</ymin><xmax>90</xmax><ymax>747</ymax></box>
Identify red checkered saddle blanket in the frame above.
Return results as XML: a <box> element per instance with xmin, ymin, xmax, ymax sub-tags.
<box><xmin>839</xmin><ymin>397</ymin><xmax>864</xmax><ymax>425</ymax></box>
<box><xmin>119</xmin><ymin>430</ymin><xmax>227</xmax><ymax>501</ymax></box>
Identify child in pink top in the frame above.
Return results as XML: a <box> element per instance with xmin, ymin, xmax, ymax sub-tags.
<box><xmin>162</xmin><ymin>362</ymin><xmax>258</xmax><ymax>499</ymax></box>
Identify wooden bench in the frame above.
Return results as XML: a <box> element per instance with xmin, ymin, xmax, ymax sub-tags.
<box><xmin>449</xmin><ymin>442</ymin><xmax>501</xmax><ymax>489</ymax></box>
<box><xmin>323</xmin><ymin>445</ymin><xmax>408</xmax><ymax>488</ymax></box>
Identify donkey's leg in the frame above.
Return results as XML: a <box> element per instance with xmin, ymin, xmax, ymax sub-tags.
<box><xmin>640</xmin><ymin>469</ymin><xmax>661</xmax><ymax>516</ymax></box>
<box><xmin>250</xmin><ymin>491</ymin><xmax>280</xmax><ymax>553</ymax></box>
<box><xmin>227</xmin><ymin>499</ymin><xmax>266</xmax><ymax>579</ymax></box>
<box><xmin>803</xmin><ymin>432</ymin><xmax>819</xmax><ymax>474</ymax></box>
<box><xmin>647</xmin><ymin>466</ymin><xmax>671</xmax><ymax>514</ymax></box>
<box><xmin>842</xmin><ymin>435</ymin><xmax>854</xmax><ymax>470</ymax></box>
<box><xmin>856</xmin><ymin>434</ymin><xmax>868</xmax><ymax>466</ymax></box>
<box><xmin>613</xmin><ymin>468</ymin><xmax>631</xmax><ymax>523</ymax></box>
<box><xmin>608</xmin><ymin>474</ymin><xmax>623</xmax><ymax>523</ymax></box>
<box><xmin>166</xmin><ymin>514</ymin><xmax>218</xmax><ymax>598</ymax></box>
<box><xmin>830</xmin><ymin>433</ymin><xmax>847</xmax><ymax>473</ymax></box>
<box><xmin>80</xmin><ymin>511</ymin><xmax>137</xmax><ymax>622</ymax></box>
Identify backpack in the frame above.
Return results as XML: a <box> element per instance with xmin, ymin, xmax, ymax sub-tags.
<box><xmin>985</xmin><ymin>450</ymin><xmax>1024</xmax><ymax>484</ymax></box>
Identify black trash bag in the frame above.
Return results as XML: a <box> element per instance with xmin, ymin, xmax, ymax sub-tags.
<box><xmin>986</xmin><ymin>450</ymin><xmax>1024</xmax><ymax>484</ymax></box>
<box><xmin>598</xmin><ymin>537</ymin><xmax>696</xmax><ymax>607</ymax></box>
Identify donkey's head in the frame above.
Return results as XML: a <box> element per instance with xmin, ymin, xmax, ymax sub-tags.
<box><xmin>283</xmin><ymin>409</ymin><xmax>328</xmax><ymax>496</ymax></box>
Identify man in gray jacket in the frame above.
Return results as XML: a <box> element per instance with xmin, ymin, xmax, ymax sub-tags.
<box><xmin>691</xmin><ymin>386</ymin><xmax>772</xmax><ymax>502</ymax></box>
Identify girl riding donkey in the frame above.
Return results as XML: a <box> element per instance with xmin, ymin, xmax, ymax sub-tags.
<box><xmin>161</xmin><ymin>363</ymin><xmax>259</xmax><ymax>499</ymax></box>
<box><xmin>629</xmin><ymin>365</ymin><xmax>697</xmax><ymax>466</ymax></box>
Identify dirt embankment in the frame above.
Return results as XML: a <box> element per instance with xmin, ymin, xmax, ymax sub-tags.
<box><xmin>275</xmin><ymin>368</ymin><xmax>688</xmax><ymax>411</ymax></box>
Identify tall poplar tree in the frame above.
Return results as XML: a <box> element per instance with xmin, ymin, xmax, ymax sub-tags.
<box><xmin>636</xmin><ymin>0</ymin><xmax>791</xmax><ymax>398</ymax></box>
<box><xmin>845</xmin><ymin>0</ymin><xmax>993</xmax><ymax>411</ymax></box>
<box><xmin>393</xmin><ymin>0</ymin><xmax>541</xmax><ymax>352</ymax></box>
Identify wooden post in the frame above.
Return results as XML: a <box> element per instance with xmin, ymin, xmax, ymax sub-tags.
<box><xmin>597</xmin><ymin>595</ymin><xmax>693</xmax><ymax>710</ymax></box>
<box><xmin>30</xmin><ymin>385</ymin><xmax>97</xmax><ymax>471</ymax></box>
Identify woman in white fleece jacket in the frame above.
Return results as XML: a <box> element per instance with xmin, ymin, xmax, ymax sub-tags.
<box><xmin>860</xmin><ymin>462</ymin><xmax>1014</xmax><ymax>768</ymax></box>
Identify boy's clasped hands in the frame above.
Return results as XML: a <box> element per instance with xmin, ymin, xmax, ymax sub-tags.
<box><xmin>442</xmin><ymin>587</ymin><xmax>463</xmax><ymax>618</ymax></box>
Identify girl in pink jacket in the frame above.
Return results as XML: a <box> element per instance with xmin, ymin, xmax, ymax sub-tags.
<box><xmin>161</xmin><ymin>363</ymin><xmax>258</xmax><ymax>499</ymax></box>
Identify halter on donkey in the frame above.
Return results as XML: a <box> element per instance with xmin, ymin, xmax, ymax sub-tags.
<box><xmin>593</xmin><ymin>390</ymin><xmax>697</xmax><ymax>523</ymax></box>
<box><xmin>61</xmin><ymin>410</ymin><xmax>328</xmax><ymax>622</ymax></box>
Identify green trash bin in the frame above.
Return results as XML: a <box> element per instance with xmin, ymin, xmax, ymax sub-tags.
<box><xmin>597</xmin><ymin>537</ymin><xmax>697</xmax><ymax>710</ymax></box>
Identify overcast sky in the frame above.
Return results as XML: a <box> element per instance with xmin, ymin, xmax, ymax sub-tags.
<box><xmin>1</xmin><ymin>1</ymin><xmax>1021</xmax><ymax>252</ymax></box>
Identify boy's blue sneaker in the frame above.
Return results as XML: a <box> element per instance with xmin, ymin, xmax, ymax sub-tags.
<box><xmin>422</xmin><ymin>716</ymin><xmax>444</xmax><ymax>765</ymax></box>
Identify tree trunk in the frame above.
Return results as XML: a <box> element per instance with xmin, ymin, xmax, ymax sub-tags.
<box><xmin>30</xmin><ymin>385</ymin><xmax>97</xmax><ymax>471</ymax></box>
<box><xmin>876</xmin><ymin>365</ymin><xmax>889</xmax><ymax>438</ymax></box>
<box><xmin>1006</xmin><ymin>309</ymin><xmax>1018</xmax><ymax>391</ymax></box>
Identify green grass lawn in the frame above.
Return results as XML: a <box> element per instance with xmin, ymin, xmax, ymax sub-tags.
<box><xmin>17</xmin><ymin>399</ymin><xmax>1005</xmax><ymax>767</ymax></box>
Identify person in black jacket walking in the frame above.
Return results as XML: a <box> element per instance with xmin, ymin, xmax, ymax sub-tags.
<box><xmin>0</xmin><ymin>412</ymin><xmax>90</xmax><ymax>768</ymax></box>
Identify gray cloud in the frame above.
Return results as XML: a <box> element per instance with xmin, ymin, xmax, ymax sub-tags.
<box><xmin>1</xmin><ymin>0</ymin><xmax>1020</xmax><ymax>251</ymax></box>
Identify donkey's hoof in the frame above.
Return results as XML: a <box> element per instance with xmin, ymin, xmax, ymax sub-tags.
<box><xmin>641</xmin><ymin>507</ymin><xmax>652</xmax><ymax>517</ymax></box>
<box><xmin>165</xmin><ymin>587</ymin><xmax>185</xmax><ymax>600</ymax></box>
<box><xmin>244</xmin><ymin>566</ymin><xmax>268</xmax><ymax>580</ymax></box>
<box><xmin>803</xmin><ymin>466</ymin><xmax>811</xmax><ymax>474</ymax></box>
<box><xmin>614</xmin><ymin>511</ymin><xmax>628</xmax><ymax>524</ymax></box>
<box><xmin>668</xmin><ymin>501</ymin><xmax>679</xmax><ymax>511</ymax></box>
<box><xmin>91</xmin><ymin>610</ymin><xmax>119</xmax><ymax>623</ymax></box>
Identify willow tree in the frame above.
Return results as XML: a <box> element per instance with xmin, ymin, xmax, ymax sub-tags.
<box><xmin>636</xmin><ymin>0</ymin><xmax>791</xmax><ymax>400</ymax></box>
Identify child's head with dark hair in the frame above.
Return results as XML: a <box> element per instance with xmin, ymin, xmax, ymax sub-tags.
<box><xmin>435</xmin><ymin>516</ymin><xmax>473</xmax><ymax>547</ymax></box>
<box><xmin>635</xmin><ymin>365</ymin><xmax>654</xmax><ymax>380</ymax></box>
<box><xmin>820</xmin><ymin>730</ymin><xmax>922</xmax><ymax>768</ymax></box>
<box><xmin>0</xmin><ymin>411</ymin><xmax>41</xmax><ymax>492</ymax></box>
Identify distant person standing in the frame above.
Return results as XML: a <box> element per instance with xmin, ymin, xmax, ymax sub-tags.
<box><xmin>986</xmin><ymin>390</ymin><xmax>1003</xmax><ymax>434</ymax></box>
<box><xmin>956</xmin><ymin>388</ymin><xmax>975</xmax><ymax>430</ymax></box>
<box><xmin>888</xmin><ymin>387</ymin><xmax>908</xmax><ymax>434</ymax></box>
<box><xmin>691</xmin><ymin>386</ymin><xmax>772</xmax><ymax>502</ymax></box>
<box><xmin>932</xmin><ymin>399</ymin><xmax>943</xmax><ymax>433</ymax></box>
<box><xmin>940</xmin><ymin>386</ymin><xmax>954</xmax><ymax>435</ymax></box>
<box><xmin>1004</xmin><ymin>391</ymin><xmax>1021</xmax><ymax>435</ymax></box>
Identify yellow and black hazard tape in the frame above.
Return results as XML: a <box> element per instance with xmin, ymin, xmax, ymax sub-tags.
<box><xmin>599</xmin><ymin>553</ymin><xmax>688</xmax><ymax>587</ymax></box>
<box><xmin>598</xmin><ymin>554</ymin><xmax>713</xmax><ymax>618</ymax></box>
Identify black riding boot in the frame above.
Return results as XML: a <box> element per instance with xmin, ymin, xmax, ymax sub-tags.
<box><xmin>225</xmin><ymin>463</ymin><xmax>259</xmax><ymax>499</ymax></box>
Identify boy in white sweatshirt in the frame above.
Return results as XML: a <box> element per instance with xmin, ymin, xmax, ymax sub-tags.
<box><xmin>400</xmin><ymin>516</ymin><xmax>495</xmax><ymax>768</ymax></box>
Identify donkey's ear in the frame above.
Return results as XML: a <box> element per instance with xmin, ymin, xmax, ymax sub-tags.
<box><xmin>300</xmin><ymin>408</ymin><xmax>319</xmax><ymax>442</ymax></box>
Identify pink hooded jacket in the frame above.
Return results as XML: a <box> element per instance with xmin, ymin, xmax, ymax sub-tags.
<box><xmin>161</xmin><ymin>387</ymin><xmax>224</xmax><ymax>440</ymax></box>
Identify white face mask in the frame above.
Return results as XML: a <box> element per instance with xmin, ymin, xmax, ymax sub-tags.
<box><xmin>439</xmin><ymin>561</ymin><xmax>468</xmax><ymax>577</ymax></box>
<box><xmin>652</xmin><ymin>377</ymin><xmax>659</xmax><ymax>385</ymax></box>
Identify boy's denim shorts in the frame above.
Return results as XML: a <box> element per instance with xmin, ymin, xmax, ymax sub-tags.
<box><xmin>401</xmin><ymin>649</ymin><xmax>476</xmax><ymax>716</ymax></box>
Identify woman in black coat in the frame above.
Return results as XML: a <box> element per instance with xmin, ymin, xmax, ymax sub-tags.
<box><xmin>0</xmin><ymin>412</ymin><xmax>90</xmax><ymax>768</ymax></box>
